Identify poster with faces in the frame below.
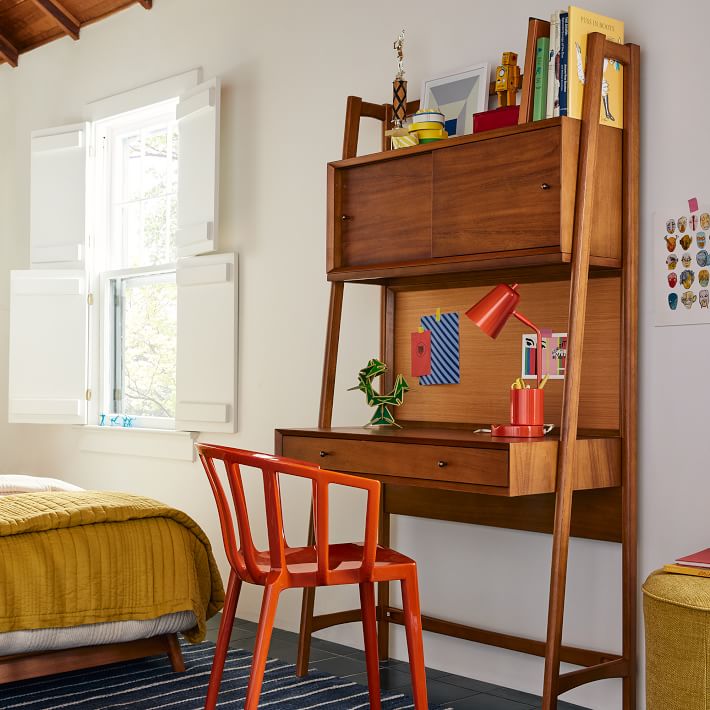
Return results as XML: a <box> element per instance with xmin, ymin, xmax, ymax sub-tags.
<box><xmin>656</xmin><ymin>208</ymin><xmax>710</xmax><ymax>326</ymax></box>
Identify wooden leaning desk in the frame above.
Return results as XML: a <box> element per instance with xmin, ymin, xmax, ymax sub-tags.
<box><xmin>276</xmin><ymin>31</ymin><xmax>639</xmax><ymax>710</ymax></box>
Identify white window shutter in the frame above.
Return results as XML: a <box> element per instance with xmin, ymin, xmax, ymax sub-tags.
<box><xmin>176</xmin><ymin>253</ymin><xmax>236</xmax><ymax>432</ymax></box>
<box><xmin>30</xmin><ymin>123</ymin><xmax>89</xmax><ymax>269</ymax></box>
<box><xmin>176</xmin><ymin>78</ymin><xmax>221</xmax><ymax>258</ymax></box>
<box><xmin>8</xmin><ymin>271</ymin><xmax>89</xmax><ymax>424</ymax></box>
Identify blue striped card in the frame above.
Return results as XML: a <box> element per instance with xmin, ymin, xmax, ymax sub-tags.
<box><xmin>419</xmin><ymin>312</ymin><xmax>460</xmax><ymax>385</ymax></box>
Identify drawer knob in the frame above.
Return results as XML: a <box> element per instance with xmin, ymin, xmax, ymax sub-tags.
<box><xmin>437</xmin><ymin>460</ymin><xmax>447</xmax><ymax>468</ymax></box>
<box><xmin>319</xmin><ymin>450</ymin><xmax>328</xmax><ymax>458</ymax></box>
<box><xmin>540</xmin><ymin>183</ymin><xmax>551</xmax><ymax>190</ymax></box>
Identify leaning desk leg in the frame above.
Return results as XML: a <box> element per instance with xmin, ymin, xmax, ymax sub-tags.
<box><xmin>377</xmin><ymin>493</ymin><xmax>391</xmax><ymax>659</ymax></box>
<box><xmin>296</xmin><ymin>513</ymin><xmax>316</xmax><ymax>676</ymax></box>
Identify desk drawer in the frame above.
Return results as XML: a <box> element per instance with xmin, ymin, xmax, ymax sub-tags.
<box><xmin>280</xmin><ymin>436</ymin><xmax>509</xmax><ymax>488</ymax></box>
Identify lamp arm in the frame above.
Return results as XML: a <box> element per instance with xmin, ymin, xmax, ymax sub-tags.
<box><xmin>512</xmin><ymin>310</ymin><xmax>543</xmax><ymax>387</ymax></box>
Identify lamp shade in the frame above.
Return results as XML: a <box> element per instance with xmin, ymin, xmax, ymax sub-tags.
<box><xmin>465</xmin><ymin>283</ymin><xmax>520</xmax><ymax>339</ymax></box>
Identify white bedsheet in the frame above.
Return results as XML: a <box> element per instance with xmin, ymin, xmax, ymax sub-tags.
<box><xmin>0</xmin><ymin>474</ymin><xmax>83</xmax><ymax>496</ymax></box>
<box><xmin>0</xmin><ymin>611</ymin><xmax>197</xmax><ymax>655</ymax></box>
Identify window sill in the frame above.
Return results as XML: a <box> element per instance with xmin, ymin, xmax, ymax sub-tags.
<box><xmin>78</xmin><ymin>425</ymin><xmax>197</xmax><ymax>461</ymax></box>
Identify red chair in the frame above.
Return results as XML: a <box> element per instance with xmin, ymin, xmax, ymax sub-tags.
<box><xmin>197</xmin><ymin>444</ymin><xmax>428</xmax><ymax>710</ymax></box>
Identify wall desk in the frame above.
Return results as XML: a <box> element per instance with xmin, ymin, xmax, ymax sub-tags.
<box><xmin>276</xmin><ymin>32</ymin><xmax>639</xmax><ymax>710</ymax></box>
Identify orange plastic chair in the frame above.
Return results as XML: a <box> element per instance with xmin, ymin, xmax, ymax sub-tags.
<box><xmin>197</xmin><ymin>444</ymin><xmax>428</xmax><ymax>710</ymax></box>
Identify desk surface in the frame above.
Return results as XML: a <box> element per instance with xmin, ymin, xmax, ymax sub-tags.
<box><xmin>277</xmin><ymin>423</ymin><xmax>618</xmax><ymax>448</ymax></box>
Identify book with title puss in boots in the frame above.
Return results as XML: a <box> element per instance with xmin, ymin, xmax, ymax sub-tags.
<box><xmin>567</xmin><ymin>6</ymin><xmax>624</xmax><ymax>128</ymax></box>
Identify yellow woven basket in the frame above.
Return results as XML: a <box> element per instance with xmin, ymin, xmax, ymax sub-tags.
<box><xmin>643</xmin><ymin>569</ymin><xmax>710</xmax><ymax>710</ymax></box>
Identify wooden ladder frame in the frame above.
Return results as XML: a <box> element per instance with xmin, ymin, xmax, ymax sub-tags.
<box><xmin>299</xmin><ymin>32</ymin><xmax>640</xmax><ymax>710</ymax></box>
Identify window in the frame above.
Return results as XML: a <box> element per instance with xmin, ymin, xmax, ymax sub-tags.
<box><xmin>8</xmin><ymin>73</ymin><xmax>238</xmax><ymax>434</ymax></box>
<box><xmin>95</xmin><ymin>101</ymin><xmax>179</xmax><ymax>428</ymax></box>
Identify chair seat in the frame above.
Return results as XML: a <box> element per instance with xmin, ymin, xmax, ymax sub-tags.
<box><xmin>250</xmin><ymin>543</ymin><xmax>416</xmax><ymax>585</ymax></box>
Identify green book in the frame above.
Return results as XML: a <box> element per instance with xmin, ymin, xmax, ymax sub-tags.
<box><xmin>533</xmin><ymin>36</ymin><xmax>550</xmax><ymax>121</ymax></box>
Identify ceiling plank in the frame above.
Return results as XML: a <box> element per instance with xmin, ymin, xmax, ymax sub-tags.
<box><xmin>31</xmin><ymin>0</ymin><xmax>81</xmax><ymax>40</ymax></box>
<box><xmin>0</xmin><ymin>30</ymin><xmax>19</xmax><ymax>67</ymax></box>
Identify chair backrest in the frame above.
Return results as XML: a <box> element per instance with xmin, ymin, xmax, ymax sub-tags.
<box><xmin>342</xmin><ymin>95</ymin><xmax>421</xmax><ymax>159</ymax></box>
<box><xmin>197</xmin><ymin>444</ymin><xmax>381</xmax><ymax>586</ymax></box>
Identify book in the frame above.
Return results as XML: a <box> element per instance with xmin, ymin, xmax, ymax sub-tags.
<box><xmin>558</xmin><ymin>11</ymin><xmax>569</xmax><ymax>116</ymax></box>
<box><xmin>533</xmin><ymin>37</ymin><xmax>550</xmax><ymax>121</ymax></box>
<box><xmin>675</xmin><ymin>548</ymin><xmax>710</xmax><ymax>568</ymax></box>
<box><xmin>546</xmin><ymin>11</ymin><xmax>561</xmax><ymax>118</ymax></box>
<box><xmin>567</xmin><ymin>6</ymin><xmax>624</xmax><ymax>128</ymax></box>
<box><xmin>664</xmin><ymin>564</ymin><xmax>710</xmax><ymax>578</ymax></box>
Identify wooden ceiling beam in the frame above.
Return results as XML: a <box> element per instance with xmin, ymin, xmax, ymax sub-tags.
<box><xmin>0</xmin><ymin>30</ymin><xmax>19</xmax><ymax>67</ymax></box>
<box><xmin>32</xmin><ymin>0</ymin><xmax>81</xmax><ymax>41</ymax></box>
<box><xmin>137</xmin><ymin>0</ymin><xmax>153</xmax><ymax>8</ymax></box>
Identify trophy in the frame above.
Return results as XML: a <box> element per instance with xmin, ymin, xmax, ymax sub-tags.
<box><xmin>387</xmin><ymin>30</ymin><xmax>418</xmax><ymax>149</ymax></box>
<box><xmin>393</xmin><ymin>29</ymin><xmax>407</xmax><ymax>127</ymax></box>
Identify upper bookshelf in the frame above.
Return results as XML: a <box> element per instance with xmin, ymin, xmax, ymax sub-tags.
<box><xmin>326</xmin><ymin>116</ymin><xmax>622</xmax><ymax>283</ymax></box>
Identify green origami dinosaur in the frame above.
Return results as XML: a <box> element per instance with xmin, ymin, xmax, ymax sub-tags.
<box><xmin>348</xmin><ymin>358</ymin><xmax>409</xmax><ymax>428</ymax></box>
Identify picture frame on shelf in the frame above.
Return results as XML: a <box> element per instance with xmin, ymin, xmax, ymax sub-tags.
<box><xmin>420</xmin><ymin>63</ymin><xmax>491</xmax><ymax>136</ymax></box>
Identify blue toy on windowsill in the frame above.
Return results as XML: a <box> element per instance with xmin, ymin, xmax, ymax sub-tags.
<box><xmin>99</xmin><ymin>413</ymin><xmax>135</xmax><ymax>428</ymax></box>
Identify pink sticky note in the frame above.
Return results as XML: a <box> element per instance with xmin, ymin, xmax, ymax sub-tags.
<box><xmin>689</xmin><ymin>197</ymin><xmax>699</xmax><ymax>213</ymax></box>
<box><xmin>411</xmin><ymin>330</ymin><xmax>431</xmax><ymax>377</ymax></box>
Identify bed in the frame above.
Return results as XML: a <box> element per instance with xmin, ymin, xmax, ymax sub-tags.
<box><xmin>0</xmin><ymin>475</ymin><xmax>224</xmax><ymax>683</ymax></box>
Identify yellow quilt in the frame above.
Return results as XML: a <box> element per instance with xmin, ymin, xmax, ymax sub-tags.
<box><xmin>0</xmin><ymin>491</ymin><xmax>225</xmax><ymax>643</ymax></box>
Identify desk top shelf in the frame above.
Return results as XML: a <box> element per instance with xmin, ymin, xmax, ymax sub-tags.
<box><xmin>328</xmin><ymin>116</ymin><xmax>622</xmax><ymax>283</ymax></box>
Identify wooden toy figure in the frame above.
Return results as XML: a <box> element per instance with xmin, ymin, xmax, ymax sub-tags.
<box><xmin>495</xmin><ymin>51</ymin><xmax>521</xmax><ymax>107</ymax></box>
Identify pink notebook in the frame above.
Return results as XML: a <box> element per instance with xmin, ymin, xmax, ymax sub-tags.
<box><xmin>675</xmin><ymin>548</ymin><xmax>710</xmax><ymax>568</ymax></box>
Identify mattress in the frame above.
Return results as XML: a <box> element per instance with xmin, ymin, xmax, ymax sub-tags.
<box><xmin>0</xmin><ymin>611</ymin><xmax>197</xmax><ymax>656</ymax></box>
<box><xmin>0</xmin><ymin>482</ymin><xmax>224</xmax><ymax>661</ymax></box>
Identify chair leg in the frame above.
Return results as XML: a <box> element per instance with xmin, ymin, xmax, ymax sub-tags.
<box><xmin>400</xmin><ymin>569</ymin><xmax>428</xmax><ymax>710</ymax></box>
<box><xmin>359</xmin><ymin>582</ymin><xmax>382</xmax><ymax>710</ymax></box>
<box><xmin>205</xmin><ymin>570</ymin><xmax>242</xmax><ymax>710</ymax></box>
<box><xmin>244</xmin><ymin>583</ymin><xmax>283</xmax><ymax>710</ymax></box>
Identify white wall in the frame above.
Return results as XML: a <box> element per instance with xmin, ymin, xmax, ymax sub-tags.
<box><xmin>0</xmin><ymin>1</ymin><xmax>706</xmax><ymax>707</ymax></box>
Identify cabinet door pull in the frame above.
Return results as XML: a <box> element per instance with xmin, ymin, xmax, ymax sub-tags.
<box><xmin>540</xmin><ymin>183</ymin><xmax>551</xmax><ymax>190</ymax></box>
<box><xmin>437</xmin><ymin>460</ymin><xmax>447</xmax><ymax>468</ymax></box>
<box><xmin>319</xmin><ymin>450</ymin><xmax>329</xmax><ymax>458</ymax></box>
<box><xmin>341</xmin><ymin>214</ymin><xmax>351</xmax><ymax>221</ymax></box>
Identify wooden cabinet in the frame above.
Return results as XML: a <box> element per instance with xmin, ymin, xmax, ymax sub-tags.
<box><xmin>432</xmin><ymin>126</ymin><xmax>563</xmax><ymax>257</ymax></box>
<box><xmin>327</xmin><ymin>118</ymin><xmax>622</xmax><ymax>281</ymax></box>
<box><xmin>339</xmin><ymin>154</ymin><xmax>431</xmax><ymax>267</ymax></box>
<box><xmin>292</xmin><ymin>35</ymin><xmax>638</xmax><ymax>709</ymax></box>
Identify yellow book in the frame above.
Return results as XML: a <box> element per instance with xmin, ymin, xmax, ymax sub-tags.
<box><xmin>663</xmin><ymin>564</ymin><xmax>710</xmax><ymax>578</ymax></box>
<box><xmin>567</xmin><ymin>6</ymin><xmax>624</xmax><ymax>128</ymax></box>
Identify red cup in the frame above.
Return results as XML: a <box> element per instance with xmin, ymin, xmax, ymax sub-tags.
<box><xmin>510</xmin><ymin>388</ymin><xmax>544</xmax><ymax>426</ymax></box>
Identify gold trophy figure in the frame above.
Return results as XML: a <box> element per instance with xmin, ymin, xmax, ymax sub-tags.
<box><xmin>392</xmin><ymin>29</ymin><xmax>407</xmax><ymax>127</ymax></box>
<box><xmin>387</xmin><ymin>29</ymin><xmax>419</xmax><ymax>149</ymax></box>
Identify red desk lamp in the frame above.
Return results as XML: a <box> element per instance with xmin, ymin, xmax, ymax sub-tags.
<box><xmin>465</xmin><ymin>283</ymin><xmax>546</xmax><ymax>437</ymax></box>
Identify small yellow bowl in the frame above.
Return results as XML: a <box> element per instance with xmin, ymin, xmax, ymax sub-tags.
<box><xmin>413</xmin><ymin>128</ymin><xmax>448</xmax><ymax>140</ymax></box>
<box><xmin>409</xmin><ymin>121</ymin><xmax>445</xmax><ymax>132</ymax></box>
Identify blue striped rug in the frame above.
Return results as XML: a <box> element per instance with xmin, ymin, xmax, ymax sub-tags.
<box><xmin>0</xmin><ymin>641</ymin><xmax>431</xmax><ymax>709</ymax></box>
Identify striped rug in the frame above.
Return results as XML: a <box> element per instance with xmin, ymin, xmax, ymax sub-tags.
<box><xmin>0</xmin><ymin>641</ymin><xmax>431</xmax><ymax>709</ymax></box>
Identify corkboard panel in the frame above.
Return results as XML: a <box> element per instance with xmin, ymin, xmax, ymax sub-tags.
<box><xmin>394</xmin><ymin>277</ymin><xmax>620</xmax><ymax>430</ymax></box>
